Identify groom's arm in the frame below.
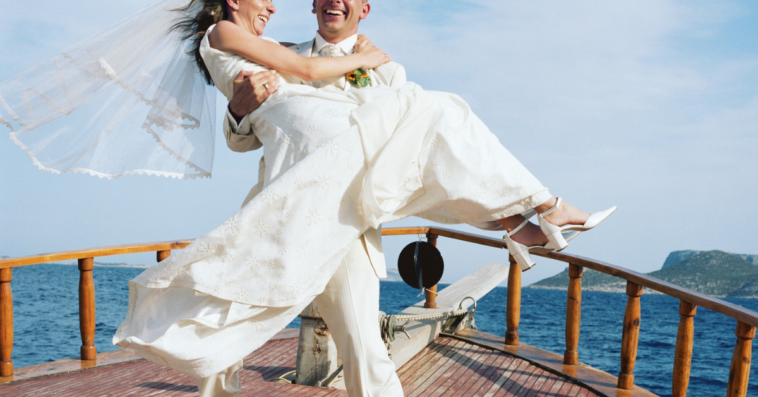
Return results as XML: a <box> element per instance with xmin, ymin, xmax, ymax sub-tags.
<box><xmin>224</xmin><ymin>70</ymin><xmax>280</xmax><ymax>152</ymax></box>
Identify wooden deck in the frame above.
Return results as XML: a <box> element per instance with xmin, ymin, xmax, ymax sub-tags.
<box><xmin>0</xmin><ymin>330</ymin><xmax>623</xmax><ymax>397</ymax></box>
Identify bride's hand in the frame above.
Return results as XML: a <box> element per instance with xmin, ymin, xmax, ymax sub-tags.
<box><xmin>358</xmin><ymin>45</ymin><xmax>391</xmax><ymax>70</ymax></box>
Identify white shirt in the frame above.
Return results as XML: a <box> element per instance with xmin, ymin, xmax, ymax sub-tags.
<box><xmin>313</xmin><ymin>32</ymin><xmax>358</xmax><ymax>56</ymax></box>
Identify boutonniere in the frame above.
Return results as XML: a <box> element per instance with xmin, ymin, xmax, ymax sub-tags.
<box><xmin>347</xmin><ymin>68</ymin><xmax>371</xmax><ymax>88</ymax></box>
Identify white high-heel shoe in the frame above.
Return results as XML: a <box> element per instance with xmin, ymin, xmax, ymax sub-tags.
<box><xmin>502</xmin><ymin>218</ymin><xmax>568</xmax><ymax>272</ymax></box>
<box><xmin>537</xmin><ymin>197</ymin><xmax>617</xmax><ymax>251</ymax></box>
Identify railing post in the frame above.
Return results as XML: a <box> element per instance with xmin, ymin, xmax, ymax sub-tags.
<box><xmin>618</xmin><ymin>281</ymin><xmax>643</xmax><ymax>389</ymax></box>
<box><xmin>424</xmin><ymin>233</ymin><xmax>438</xmax><ymax>309</ymax></box>
<box><xmin>673</xmin><ymin>301</ymin><xmax>696</xmax><ymax>397</ymax></box>
<box><xmin>726</xmin><ymin>321</ymin><xmax>755</xmax><ymax>397</ymax></box>
<box><xmin>78</xmin><ymin>258</ymin><xmax>96</xmax><ymax>361</ymax></box>
<box><xmin>157</xmin><ymin>250</ymin><xmax>171</xmax><ymax>263</ymax></box>
<box><xmin>0</xmin><ymin>268</ymin><xmax>13</xmax><ymax>377</ymax></box>
<box><xmin>564</xmin><ymin>264</ymin><xmax>583</xmax><ymax>365</ymax></box>
<box><xmin>505</xmin><ymin>255</ymin><xmax>521</xmax><ymax>346</ymax></box>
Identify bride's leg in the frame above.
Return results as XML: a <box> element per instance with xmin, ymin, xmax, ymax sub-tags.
<box><xmin>497</xmin><ymin>215</ymin><xmax>547</xmax><ymax>246</ymax></box>
<box><xmin>497</xmin><ymin>197</ymin><xmax>591</xmax><ymax>247</ymax></box>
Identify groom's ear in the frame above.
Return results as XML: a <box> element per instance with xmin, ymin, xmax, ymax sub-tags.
<box><xmin>312</xmin><ymin>0</ymin><xmax>317</xmax><ymax>14</ymax></box>
<box><xmin>359</xmin><ymin>2</ymin><xmax>371</xmax><ymax>20</ymax></box>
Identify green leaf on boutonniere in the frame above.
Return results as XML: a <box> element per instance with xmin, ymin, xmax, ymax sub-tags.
<box><xmin>347</xmin><ymin>68</ymin><xmax>371</xmax><ymax>88</ymax></box>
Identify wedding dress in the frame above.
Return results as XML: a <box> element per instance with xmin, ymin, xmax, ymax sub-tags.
<box><xmin>112</xmin><ymin>25</ymin><xmax>552</xmax><ymax>378</ymax></box>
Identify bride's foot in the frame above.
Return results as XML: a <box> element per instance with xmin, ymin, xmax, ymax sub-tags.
<box><xmin>534</xmin><ymin>197</ymin><xmax>590</xmax><ymax>227</ymax></box>
<box><xmin>497</xmin><ymin>216</ymin><xmax>548</xmax><ymax>247</ymax></box>
<box><xmin>535</xmin><ymin>197</ymin><xmax>617</xmax><ymax>251</ymax></box>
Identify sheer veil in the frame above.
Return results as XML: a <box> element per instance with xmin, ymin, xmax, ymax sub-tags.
<box><xmin>0</xmin><ymin>0</ymin><xmax>216</xmax><ymax>179</ymax></box>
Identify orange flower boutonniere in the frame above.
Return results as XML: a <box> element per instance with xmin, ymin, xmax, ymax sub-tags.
<box><xmin>346</xmin><ymin>68</ymin><xmax>371</xmax><ymax>88</ymax></box>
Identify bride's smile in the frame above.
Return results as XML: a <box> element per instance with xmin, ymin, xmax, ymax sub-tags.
<box><xmin>229</xmin><ymin>0</ymin><xmax>276</xmax><ymax>36</ymax></box>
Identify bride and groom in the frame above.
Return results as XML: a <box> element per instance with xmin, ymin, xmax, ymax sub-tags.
<box><xmin>1</xmin><ymin>0</ymin><xmax>615</xmax><ymax>396</ymax></box>
<box><xmin>184</xmin><ymin>0</ymin><xmax>614</xmax><ymax>395</ymax></box>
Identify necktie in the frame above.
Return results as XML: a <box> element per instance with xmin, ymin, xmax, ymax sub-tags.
<box><xmin>315</xmin><ymin>44</ymin><xmax>347</xmax><ymax>89</ymax></box>
<box><xmin>318</xmin><ymin>44</ymin><xmax>343</xmax><ymax>58</ymax></box>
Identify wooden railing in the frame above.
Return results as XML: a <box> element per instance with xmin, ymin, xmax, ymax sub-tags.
<box><xmin>0</xmin><ymin>227</ymin><xmax>756</xmax><ymax>397</ymax></box>
<box><xmin>0</xmin><ymin>240</ymin><xmax>192</xmax><ymax>378</ymax></box>
<box><xmin>383</xmin><ymin>227</ymin><xmax>758</xmax><ymax>396</ymax></box>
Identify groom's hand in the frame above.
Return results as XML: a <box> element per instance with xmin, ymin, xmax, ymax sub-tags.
<box><xmin>229</xmin><ymin>70</ymin><xmax>280</xmax><ymax>123</ymax></box>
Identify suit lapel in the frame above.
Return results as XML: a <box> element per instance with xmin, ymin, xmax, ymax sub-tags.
<box><xmin>296</xmin><ymin>39</ymin><xmax>315</xmax><ymax>58</ymax></box>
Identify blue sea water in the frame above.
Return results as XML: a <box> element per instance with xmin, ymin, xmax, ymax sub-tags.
<box><xmin>8</xmin><ymin>264</ymin><xmax>758</xmax><ymax>396</ymax></box>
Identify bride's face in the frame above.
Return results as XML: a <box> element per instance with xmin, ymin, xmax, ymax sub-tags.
<box><xmin>232</xmin><ymin>0</ymin><xmax>276</xmax><ymax>36</ymax></box>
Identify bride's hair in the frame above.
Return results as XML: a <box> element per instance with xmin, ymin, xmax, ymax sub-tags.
<box><xmin>172</xmin><ymin>0</ymin><xmax>228</xmax><ymax>85</ymax></box>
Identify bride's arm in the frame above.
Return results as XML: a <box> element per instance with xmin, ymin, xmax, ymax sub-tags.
<box><xmin>209</xmin><ymin>21</ymin><xmax>390</xmax><ymax>82</ymax></box>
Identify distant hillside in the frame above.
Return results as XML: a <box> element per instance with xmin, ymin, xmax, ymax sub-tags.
<box><xmin>663</xmin><ymin>250</ymin><xmax>758</xmax><ymax>268</ymax></box>
<box><xmin>530</xmin><ymin>250</ymin><xmax>758</xmax><ymax>299</ymax></box>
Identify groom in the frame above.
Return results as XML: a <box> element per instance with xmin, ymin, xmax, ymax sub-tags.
<box><xmin>203</xmin><ymin>1</ymin><xmax>407</xmax><ymax>396</ymax></box>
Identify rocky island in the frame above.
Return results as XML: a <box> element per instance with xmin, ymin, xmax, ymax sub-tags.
<box><xmin>529</xmin><ymin>250</ymin><xmax>758</xmax><ymax>299</ymax></box>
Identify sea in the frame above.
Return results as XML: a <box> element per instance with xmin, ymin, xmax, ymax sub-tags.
<box><xmin>9</xmin><ymin>264</ymin><xmax>758</xmax><ymax>396</ymax></box>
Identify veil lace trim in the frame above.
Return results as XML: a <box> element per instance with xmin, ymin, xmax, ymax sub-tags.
<box><xmin>1</xmin><ymin>0</ymin><xmax>216</xmax><ymax>179</ymax></box>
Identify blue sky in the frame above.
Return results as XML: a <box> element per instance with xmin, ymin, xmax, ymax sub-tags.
<box><xmin>1</xmin><ymin>0</ymin><xmax>757</xmax><ymax>286</ymax></box>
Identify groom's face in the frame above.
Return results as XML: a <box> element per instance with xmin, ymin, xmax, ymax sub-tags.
<box><xmin>312</xmin><ymin>0</ymin><xmax>370</xmax><ymax>42</ymax></box>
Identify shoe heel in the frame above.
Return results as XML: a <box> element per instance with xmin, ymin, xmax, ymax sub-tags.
<box><xmin>503</xmin><ymin>235</ymin><xmax>536</xmax><ymax>272</ymax></box>
<box><xmin>538</xmin><ymin>215</ymin><xmax>569</xmax><ymax>251</ymax></box>
<box><xmin>511</xmin><ymin>248</ymin><xmax>536</xmax><ymax>271</ymax></box>
<box><xmin>545</xmin><ymin>230</ymin><xmax>568</xmax><ymax>251</ymax></box>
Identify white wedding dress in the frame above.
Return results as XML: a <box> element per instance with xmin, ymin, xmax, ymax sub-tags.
<box><xmin>113</xmin><ymin>26</ymin><xmax>551</xmax><ymax>378</ymax></box>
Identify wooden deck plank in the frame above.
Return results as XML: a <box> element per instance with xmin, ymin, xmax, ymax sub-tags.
<box><xmin>517</xmin><ymin>368</ymin><xmax>546</xmax><ymax>395</ymax></box>
<box><xmin>421</xmin><ymin>340</ymin><xmax>480</xmax><ymax>396</ymax></box>
<box><xmin>405</xmin><ymin>339</ymin><xmax>468</xmax><ymax>396</ymax></box>
<box><xmin>503</xmin><ymin>361</ymin><xmax>539</xmax><ymax>396</ymax></box>
<box><xmin>493</xmin><ymin>359</ymin><xmax>531</xmax><ymax>397</ymax></box>
<box><xmin>444</xmin><ymin>343</ymin><xmax>492</xmax><ymax>396</ymax></box>
<box><xmin>533</xmin><ymin>375</ymin><xmax>559</xmax><ymax>397</ymax></box>
<box><xmin>1</xmin><ymin>330</ymin><xmax>623</xmax><ymax>397</ymax></box>
<box><xmin>546</xmin><ymin>376</ymin><xmax>570</xmax><ymax>397</ymax></box>
<box><xmin>399</xmin><ymin>339</ymin><xmax>451</xmax><ymax>389</ymax></box>
<box><xmin>482</xmin><ymin>353</ymin><xmax>523</xmax><ymax>397</ymax></box>
<box><xmin>452</xmin><ymin>329</ymin><xmax>653</xmax><ymax>397</ymax></box>
<box><xmin>440</xmin><ymin>342</ymin><xmax>489</xmax><ymax>396</ymax></box>
<box><xmin>524</xmin><ymin>369</ymin><xmax>550</xmax><ymax>397</ymax></box>
<box><xmin>458</xmin><ymin>345</ymin><xmax>504</xmax><ymax>397</ymax></box>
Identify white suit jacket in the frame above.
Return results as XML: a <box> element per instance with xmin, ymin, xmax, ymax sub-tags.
<box><xmin>222</xmin><ymin>38</ymin><xmax>407</xmax><ymax>279</ymax></box>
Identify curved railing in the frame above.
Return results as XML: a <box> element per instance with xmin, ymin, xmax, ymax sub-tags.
<box><xmin>0</xmin><ymin>227</ymin><xmax>755</xmax><ymax>397</ymax></box>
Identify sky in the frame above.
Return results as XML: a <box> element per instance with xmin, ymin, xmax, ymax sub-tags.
<box><xmin>1</xmin><ymin>0</ymin><xmax>757</xmax><ymax>287</ymax></box>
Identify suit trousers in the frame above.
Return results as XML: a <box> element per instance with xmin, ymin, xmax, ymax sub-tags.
<box><xmin>197</xmin><ymin>238</ymin><xmax>404</xmax><ymax>397</ymax></box>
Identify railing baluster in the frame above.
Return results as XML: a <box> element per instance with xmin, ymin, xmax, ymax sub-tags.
<box><xmin>505</xmin><ymin>256</ymin><xmax>521</xmax><ymax>346</ymax></box>
<box><xmin>564</xmin><ymin>264</ymin><xmax>583</xmax><ymax>365</ymax></box>
<box><xmin>672</xmin><ymin>301</ymin><xmax>696</xmax><ymax>397</ymax></box>
<box><xmin>618</xmin><ymin>281</ymin><xmax>643</xmax><ymax>389</ymax></box>
<box><xmin>157</xmin><ymin>250</ymin><xmax>171</xmax><ymax>263</ymax></box>
<box><xmin>424</xmin><ymin>233</ymin><xmax>438</xmax><ymax>309</ymax></box>
<box><xmin>78</xmin><ymin>258</ymin><xmax>96</xmax><ymax>361</ymax></box>
<box><xmin>726</xmin><ymin>321</ymin><xmax>755</xmax><ymax>397</ymax></box>
<box><xmin>0</xmin><ymin>268</ymin><xmax>13</xmax><ymax>377</ymax></box>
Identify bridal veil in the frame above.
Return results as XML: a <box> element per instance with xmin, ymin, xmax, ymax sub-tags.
<box><xmin>0</xmin><ymin>0</ymin><xmax>216</xmax><ymax>179</ymax></box>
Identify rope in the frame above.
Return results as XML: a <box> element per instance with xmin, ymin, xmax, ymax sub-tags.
<box><xmin>270</xmin><ymin>297</ymin><xmax>478</xmax><ymax>386</ymax></box>
<box><xmin>379</xmin><ymin>297</ymin><xmax>478</xmax><ymax>354</ymax></box>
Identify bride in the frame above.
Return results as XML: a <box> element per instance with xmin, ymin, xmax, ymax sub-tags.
<box><xmin>1</xmin><ymin>0</ymin><xmax>614</xmax><ymax>394</ymax></box>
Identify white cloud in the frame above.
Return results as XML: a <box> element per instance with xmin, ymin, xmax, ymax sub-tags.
<box><xmin>1</xmin><ymin>0</ymin><xmax>757</xmax><ymax>281</ymax></box>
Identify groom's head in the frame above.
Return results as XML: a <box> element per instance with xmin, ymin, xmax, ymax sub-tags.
<box><xmin>312</xmin><ymin>0</ymin><xmax>370</xmax><ymax>43</ymax></box>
